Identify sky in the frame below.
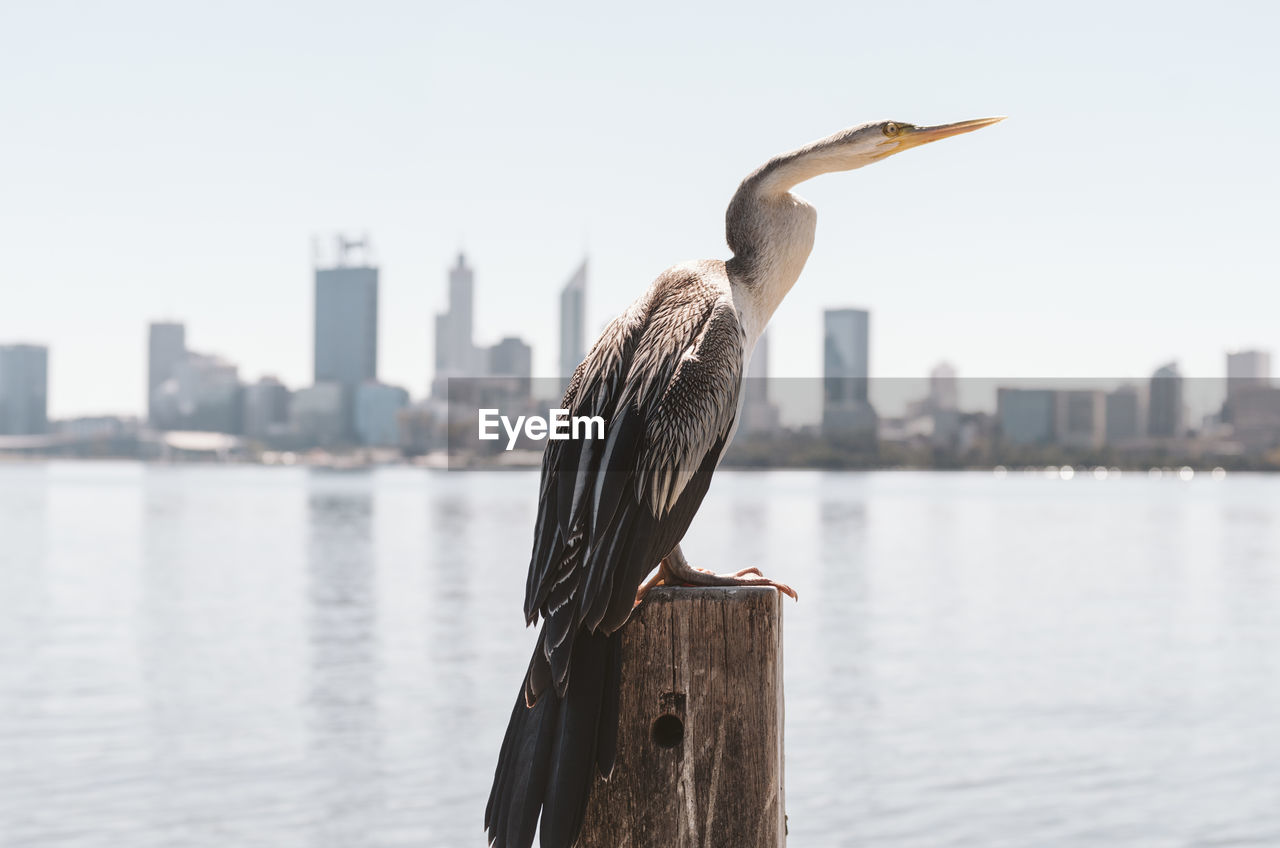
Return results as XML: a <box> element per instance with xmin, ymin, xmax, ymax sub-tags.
<box><xmin>2</xmin><ymin>0</ymin><xmax>1277</xmax><ymax>419</ymax></box>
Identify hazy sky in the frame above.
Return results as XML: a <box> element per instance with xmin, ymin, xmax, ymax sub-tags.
<box><xmin>3</xmin><ymin>1</ymin><xmax>1277</xmax><ymax>418</ymax></box>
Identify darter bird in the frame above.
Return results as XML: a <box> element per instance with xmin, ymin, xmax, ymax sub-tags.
<box><xmin>485</xmin><ymin>116</ymin><xmax>1004</xmax><ymax>848</ymax></box>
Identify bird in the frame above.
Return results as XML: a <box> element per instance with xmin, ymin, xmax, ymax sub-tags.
<box><xmin>484</xmin><ymin>116</ymin><xmax>1004</xmax><ymax>848</ymax></box>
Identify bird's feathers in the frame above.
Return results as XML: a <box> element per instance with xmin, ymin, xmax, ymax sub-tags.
<box><xmin>523</xmin><ymin>259</ymin><xmax>744</xmax><ymax>648</ymax></box>
<box><xmin>486</xmin><ymin>260</ymin><xmax>746</xmax><ymax>848</ymax></box>
<box><xmin>488</xmin><ymin>630</ymin><xmax>619</xmax><ymax>848</ymax></box>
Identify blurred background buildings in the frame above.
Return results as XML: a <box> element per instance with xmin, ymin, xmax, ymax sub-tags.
<box><xmin>3</xmin><ymin>235</ymin><xmax>1280</xmax><ymax>467</ymax></box>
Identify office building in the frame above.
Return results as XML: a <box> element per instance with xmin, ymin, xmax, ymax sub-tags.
<box><xmin>147</xmin><ymin>321</ymin><xmax>186</xmax><ymax>424</ymax></box>
<box><xmin>482</xmin><ymin>336</ymin><xmax>534</xmax><ymax>402</ymax></box>
<box><xmin>243</xmin><ymin>376</ymin><xmax>292</xmax><ymax>441</ymax></box>
<box><xmin>433</xmin><ymin>253</ymin><xmax>477</xmax><ymax>396</ymax></box>
<box><xmin>1231</xmin><ymin>386</ymin><xmax>1280</xmax><ymax>453</ymax></box>
<box><xmin>314</xmin><ymin>235</ymin><xmax>378</xmax><ymax>438</ymax></box>
<box><xmin>1225</xmin><ymin>349</ymin><xmax>1271</xmax><ymax>423</ymax></box>
<box><xmin>1105</xmin><ymin>385</ymin><xmax>1144</xmax><ymax>442</ymax></box>
<box><xmin>559</xmin><ymin>259</ymin><xmax>587</xmax><ymax>383</ymax></box>
<box><xmin>291</xmin><ymin>382</ymin><xmax>346</xmax><ymax>447</ymax></box>
<box><xmin>997</xmin><ymin>388</ymin><xmax>1056</xmax><ymax>445</ymax></box>
<box><xmin>1148</xmin><ymin>362</ymin><xmax>1183</xmax><ymax>437</ymax></box>
<box><xmin>1227</xmin><ymin>349</ymin><xmax>1271</xmax><ymax>390</ymax></box>
<box><xmin>929</xmin><ymin>362</ymin><xmax>959</xmax><ymax>412</ymax></box>
<box><xmin>355</xmin><ymin>381</ymin><xmax>410</xmax><ymax>447</ymax></box>
<box><xmin>487</xmin><ymin>336</ymin><xmax>533</xmax><ymax>380</ymax></box>
<box><xmin>150</xmin><ymin>352</ymin><xmax>242</xmax><ymax>433</ymax></box>
<box><xmin>822</xmin><ymin>308</ymin><xmax>876</xmax><ymax>437</ymax></box>
<box><xmin>0</xmin><ymin>344</ymin><xmax>49</xmax><ymax>435</ymax></box>
<box><xmin>1055</xmin><ymin>390</ymin><xmax>1106</xmax><ymax>449</ymax></box>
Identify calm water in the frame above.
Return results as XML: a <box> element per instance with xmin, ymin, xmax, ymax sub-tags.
<box><xmin>1</xmin><ymin>463</ymin><xmax>1279</xmax><ymax>847</ymax></box>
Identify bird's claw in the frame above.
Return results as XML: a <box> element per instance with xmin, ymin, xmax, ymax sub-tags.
<box><xmin>770</xmin><ymin>581</ymin><xmax>799</xmax><ymax>601</ymax></box>
<box><xmin>635</xmin><ymin>557</ymin><xmax>797</xmax><ymax>606</ymax></box>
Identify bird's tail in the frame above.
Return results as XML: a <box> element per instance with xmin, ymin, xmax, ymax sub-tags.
<box><xmin>485</xmin><ymin>625</ymin><xmax>622</xmax><ymax>848</ymax></box>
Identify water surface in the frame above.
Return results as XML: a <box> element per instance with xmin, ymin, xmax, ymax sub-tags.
<box><xmin>1</xmin><ymin>464</ymin><xmax>1278</xmax><ymax>846</ymax></box>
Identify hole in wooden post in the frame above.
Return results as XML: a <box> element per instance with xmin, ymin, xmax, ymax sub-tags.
<box><xmin>651</xmin><ymin>713</ymin><xmax>684</xmax><ymax>749</ymax></box>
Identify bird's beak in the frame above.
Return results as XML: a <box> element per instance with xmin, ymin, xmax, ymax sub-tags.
<box><xmin>895</xmin><ymin>116</ymin><xmax>1005</xmax><ymax>152</ymax></box>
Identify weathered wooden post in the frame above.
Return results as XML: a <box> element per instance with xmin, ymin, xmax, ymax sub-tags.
<box><xmin>578</xmin><ymin>586</ymin><xmax>786</xmax><ymax>847</ymax></box>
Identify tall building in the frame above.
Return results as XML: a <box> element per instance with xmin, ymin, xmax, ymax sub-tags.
<box><xmin>1148</xmin><ymin>362</ymin><xmax>1184</xmax><ymax>437</ymax></box>
<box><xmin>150</xmin><ymin>352</ymin><xmax>242</xmax><ymax>433</ymax></box>
<box><xmin>1105</xmin><ymin>385</ymin><xmax>1144</xmax><ymax>442</ymax></box>
<box><xmin>929</xmin><ymin>362</ymin><xmax>959</xmax><ymax>412</ymax></box>
<box><xmin>1227</xmin><ymin>349</ymin><xmax>1271</xmax><ymax>388</ymax></box>
<box><xmin>559</xmin><ymin>259</ymin><xmax>588</xmax><ymax>383</ymax></box>
<box><xmin>243</xmin><ymin>376</ymin><xmax>292</xmax><ymax>441</ymax></box>
<box><xmin>0</xmin><ymin>344</ymin><xmax>49</xmax><ymax>436</ymax></box>
<box><xmin>1055</xmin><ymin>390</ymin><xmax>1106</xmax><ymax>449</ymax></box>
<box><xmin>485</xmin><ymin>336</ymin><xmax>534</xmax><ymax>400</ymax></box>
<box><xmin>148</xmin><ymin>321</ymin><xmax>186</xmax><ymax>424</ymax></box>
<box><xmin>1231</xmin><ymin>386</ymin><xmax>1280</xmax><ymax>453</ymax></box>
<box><xmin>1225</xmin><ymin>349</ymin><xmax>1271</xmax><ymax>423</ymax></box>
<box><xmin>486</xmin><ymin>337</ymin><xmax>533</xmax><ymax>380</ymax></box>
<box><xmin>291</xmin><ymin>382</ymin><xmax>346</xmax><ymax>447</ymax></box>
<box><xmin>996</xmin><ymin>388</ymin><xmax>1056</xmax><ymax>445</ymax></box>
<box><xmin>314</xmin><ymin>235</ymin><xmax>379</xmax><ymax>438</ymax></box>
<box><xmin>355</xmin><ymin>382</ymin><xmax>410</xmax><ymax>447</ymax></box>
<box><xmin>822</xmin><ymin>309</ymin><xmax>876</xmax><ymax>437</ymax></box>
<box><xmin>823</xmin><ymin>309</ymin><xmax>869</xmax><ymax>401</ymax></box>
<box><xmin>433</xmin><ymin>253</ymin><xmax>477</xmax><ymax>395</ymax></box>
<box><xmin>315</xmin><ymin>238</ymin><xmax>379</xmax><ymax>388</ymax></box>
<box><xmin>741</xmin><ymin>330</ymin><xmax>781</xmax><ymax>435</ymax></box>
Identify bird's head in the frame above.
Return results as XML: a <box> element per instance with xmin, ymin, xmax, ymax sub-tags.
<box><xmin>751</xmin><ymin>116</ymin><xmax>1005</xmax><ymax>195</ymax></box>
<box><xmin>727</xmin><ymin>115</ymin><xmax>1005</xmax><ymax>294</ymax></box>
<box><xmin>824</xmin><ymin>116</ymin><xmax>1007</xmax><ymax>170</ymax></box>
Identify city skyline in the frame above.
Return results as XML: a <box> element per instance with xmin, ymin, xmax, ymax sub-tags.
<box><xmin>12</xmin><ymin>232</ymin><xmax>1280</xmax><ymax>421</ymax></box>
<box><xmin>4</xmin><ymin>245</ymin><xmax>1277</xmax><ymax>429</ymax></box>
<box><xmin>8</xmin><ymin>294</ymin><xmax>1280</xmax><ymax>461</ymax></box>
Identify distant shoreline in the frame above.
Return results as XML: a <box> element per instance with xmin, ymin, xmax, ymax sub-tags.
<box><xmin>3</xmin><ymin>455</ymin><xmax>1277</xmax><ymax>476</ymax></box>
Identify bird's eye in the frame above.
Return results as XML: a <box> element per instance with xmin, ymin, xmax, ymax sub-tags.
<box><xmin>883</xmin><ymin>122</ymin><xmax>900</xmax><ymax>137</ymax></box>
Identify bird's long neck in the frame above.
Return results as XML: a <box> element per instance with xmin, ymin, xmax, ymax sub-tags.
<box><xmin>725</xmin><ymin>130</ymin><xmax>876</xmax><ymax>344</ymax></box>
<box><xmin>724</xmin><ymin>178</ymin><xmax>818</xmax><ymax>345</ymax></box>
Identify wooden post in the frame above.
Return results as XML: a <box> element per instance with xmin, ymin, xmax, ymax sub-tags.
<box><xmin>578</xmin><ymin>586</ymin><xmax>786</xmax><ymax>847</ymax></box>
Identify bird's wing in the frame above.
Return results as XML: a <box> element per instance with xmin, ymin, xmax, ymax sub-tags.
<box><xmin>521</xmin><ymin>265</ymin><xmax>745</xmax><ymax>699</ymax></box>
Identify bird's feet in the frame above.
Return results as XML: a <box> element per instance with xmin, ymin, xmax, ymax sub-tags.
<box><xmin>634</xmin><ymin>549</ymin><xmax>797</xmax><ymax>606</ymax></box>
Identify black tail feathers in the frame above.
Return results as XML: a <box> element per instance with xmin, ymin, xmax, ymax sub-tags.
<box><xmin>485</xmin><ymin>627</ymin><xmax>622</xmax><ymax>848</ymax></box>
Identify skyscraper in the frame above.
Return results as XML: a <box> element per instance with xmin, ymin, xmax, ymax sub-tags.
<box><xmin>928</xmin><ymin>362</ymin><xmax>958</xmax><ymax>412</ymax></box>
<box><xmin>1055</xmin><ymin>389</ymin><xmax>1106</xmax><ymax>448</ymax></box>
<box><xmin>148</xmin><ymin>321</ymin><xmax>186</xmax><ymax>424</ymax></box>
<box><xmin>150</xmin><ymin>352</ymin><xmax>242</xmax><ymax>433</ymax></box>
<box><xmin>487</xmin><ymin>337</ymin><xmax>534</xmax><ymax>380</ymax></box>
<box><xmin>243</xmin><ymin>376</ymin><xmax>292</xmax><ymax>441</ymax></box>
<box><xmin>315</xmin><ymin>240</ymin><xmax>379</xmax><ymax>388</ymax></box>
<box><xmin>485</xmin><ymin>336</ymin><xmax>534</xmax><ymax>400</ymax></box>
<box><xmin>822</xmin><ymin>308</ymin><xmax>875</xmax><ymax>437</ymax></box>
<box><xmin>996</xmin><ymin>388</ymin><xmax>1056</xmax><ymax>445</ymax></box>
<box><xmin>355</xmin><ymin>382</ymin><xmax>410</xmax><ymax>447</ymax></box>
<box><xmin>1148</xmin><ymin>362</ymin><xmax>1184</xmax><ymax>437</ymax></box>
<box><xmin>1227</xmin><ymin>349</ymin><xmax>1271</xmax><ymax>389</ymax></box>
<box><xmin>559</xmin><ymin>259</ymin><xmax>587</xmax><ymax>382</ymax></box>
<box><xmin>1105</xmin><ymin>384</ymin><xmax>1145</xmax><ymax>442</ymax></box>
<box><xmin>291</xmin><ymin>382</ymin><xmax>345</xmax><ymax>447</ymax></box>
<box><xmin>433</xmin><ymin>253</ymin><xmax>477</xmax><ymax>395</ymax></box>
<box><xmin>314</xmin><ymin>235</ymin><xmax>378</xmax><ymax>437</ymax></box>
<box><xmin>1225</xmin><ymin>349</ymin><xmax>1271</xmax><ymax>423</ymax></box>
<box><xmin>0</xmin><ymin>344</ymin><xmax>49</xmax><ymax>436</ymax></box>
